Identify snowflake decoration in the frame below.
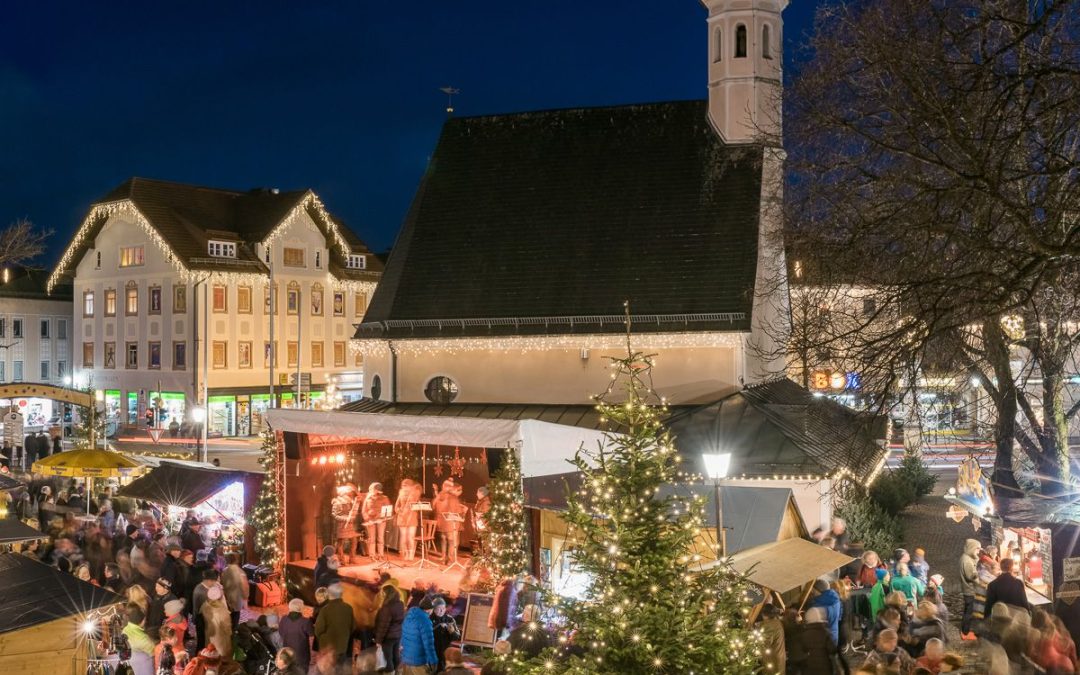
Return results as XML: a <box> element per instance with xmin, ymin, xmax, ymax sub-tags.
<box><xmin>448</xmin><ymin>447</ymin><xmax>466</xmax><ymax>478</ymax></box>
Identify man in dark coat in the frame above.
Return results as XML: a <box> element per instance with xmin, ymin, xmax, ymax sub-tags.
<box><xmin>314</xmin><ymin>583</ymin><xmax>355</xmax><ymax>665</ymax></box>
<box><xmin>145</xmin><ymin>576</ymin><xmax>178</xmax><ymax>638</ymax></box>
<box><xmin>374</xmin><ymin>584</ymin><xmax>405</xmax><ymax>672</ymax></box>
<box><xmin>985</xmin><ymin>557</ymin><xmax>1030</xmax><ymax>613</ymax></box>
<box><xmin>279</xmin><ymin>598</ymin><xmax>314</xmax><ymax>672</ymax></box>
<box><xmin>23</xmin><ymin>433</ymin><xmax>36</xmax><ymax>470</ymax></box>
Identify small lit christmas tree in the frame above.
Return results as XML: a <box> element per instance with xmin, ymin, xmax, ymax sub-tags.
<box><xmin>477</xmin><ymin>447</ymin><xmax>530</xmax><ymax>585</ymax></box>
<box><xmin>514</xmin><ymin>310</ymin><xmax>762</xmax><ymax>674</ymax></box>
<box><xmin>250</xmin><ymin>429</ymin><xmax>283</xmax><ymax>570</ymax></box>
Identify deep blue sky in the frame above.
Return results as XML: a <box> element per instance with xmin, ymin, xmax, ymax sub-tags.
<box><xmin>1</xmin><ymin>1</ymin><xmax>820</xmax><ymax>262</ymax></box>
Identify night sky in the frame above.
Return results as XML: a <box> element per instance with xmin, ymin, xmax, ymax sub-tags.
<box><xmin>1</xmin><ymin>1</ymin><xmax>821</xmax><ymax>263</ymax></box>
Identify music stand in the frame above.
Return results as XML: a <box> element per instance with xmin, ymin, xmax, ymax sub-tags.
<box><xmin>409</xmin><ymin>501</ymin><xmax>438</xmax><ymax>569</ymax></box>
<box><xmin>443</xmin><ymin>512</ymin><xmax>467</xmax><ymax>572</ymax></box>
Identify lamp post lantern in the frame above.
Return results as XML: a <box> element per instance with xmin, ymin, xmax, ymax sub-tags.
<box><xmin>702</xmin><ymin>452</ymin><xmax>732</xmax><ymax>558</ymax></box>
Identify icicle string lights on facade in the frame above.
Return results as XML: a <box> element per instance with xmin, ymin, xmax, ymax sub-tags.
<box><xmin>351</xmin><ymin>331</ymin><xmax>744</xmax><ymax>357</ymax></box>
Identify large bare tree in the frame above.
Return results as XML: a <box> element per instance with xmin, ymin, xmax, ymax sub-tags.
<box><xmin>771</xmin><ymin>0</ymin><xmax>1080</xmax><ymax>494</ymax></box>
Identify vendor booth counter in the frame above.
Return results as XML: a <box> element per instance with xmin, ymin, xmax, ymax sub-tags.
<box><xmin>117</xmin><ymin>459</ymin><xmax>263</xmax><ymax>560</ymax></box>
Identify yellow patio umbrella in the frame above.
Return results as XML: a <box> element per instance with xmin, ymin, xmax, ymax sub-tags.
<box><xmin>33</xmin><ymin>448</ymin><xmax>143</xmax><ymax>511</ymax></box>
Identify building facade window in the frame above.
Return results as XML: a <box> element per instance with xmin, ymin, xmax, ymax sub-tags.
<box><xmin>84</xmin><ymin>342</ymin><xmax>96</xmax><ymax>369</ymax></box>
<box><xmin>212</xmin><ymin>341</ymin><xmax>227</xmax><ymax>369</ymax></box>
<box><xmin>315</xmin><ymin>250</ymin><xmax>322</xmax><ymax>269</ymax></box>
<box><xmin>125</xmin><ymin>282</ymin><xmax>138</xmax><ymax>315</ymax></box>
<box><xmin>95</xmin><ymin>250</ymin><xmax>101</xmax><ymax>269</ymax></box>
<box><xmin>346</xmin><ymin>254</ymin><xmax>366</xmax><ymax>269</ymax></box>
<box><xmin>424</xmin><ymin>376</ymin><xmax>459</xmax><ymax>404</ymax></box>
<box><xmin>40</xmin><ymin>319</ymin><xmax>49</xmax><ymax>338</ymax></box>
<box><xmin>237</xmin><ymin>286</ymin><xmax>252</xmax><ymax>313</ymax></box>
<box><xmin>283</xmin><ymin>247</ymin><xmax>305</xmax><ymax>267</ymax></box>
<box><xmin>0</xmin><ymin>362</ymin><xmax>5</xmax><ymax>381</ymax></box>
<box><xmin>355</xmin><ymin>350</ymin><xmax>363</xmax><ymax>367</ymax></box>
<box><xmin>173</xmin><ymin>342</ymin><xmax>187</xmax><ymax>369</ymax></box>
<box><xmin>762</xmin><ymin>24</ymin><xmax>772</xmax><ymax>59</ymax></box>
<box><xmin>736</xmin><ymin>24</ymin><xmax>747</xmax><ymax>58</ymax></box>
<box><xmin>264</xmin><ymin>341</ymin><xmax>276</xmax><ymax>368</ymax></box>
<box><xmin>354</xmin><ymin>292</ymin><xmax>367</xmax><ymax>316</ymax></box>
<box><xmin>208</xmin><ymin>240</ymin><xmax>237</xmax><ymax>258</ymax></box>
<box><xmin>264</xmin><ymin>284</ymin><xmax>277</xmax><ymax>315</ymax></box>
<box><xmin>57</xmin><ymin>361</ymin><xmax>66</xmax><ymax>379</ymax></box>
<box><xmin>57</xmin><ymin>319</ymin><xmax>67</xmax><ymax>340</ymax></box>
<box><xmin>40</xmin><ymin>361</ymin><xmax>49</xmax><ymax>380</ymax></box>
<box><xmin>287</xmin><ymin>341</ymin><xmax>298</xmax><ymax>367</ymax></box>
<box><xmin>84</xmin><ymin>291</ymin><xmax>95</xmax><ymax>317</ymax></box>
<box><xmin>239</xmin><ymin>341</ymin><xmax>252</xmax><ymax>368</ymax></box>
<box><xmin>119</xmin><ymin>245</ymin><xmax>144</xmax><ymax>267</ymax></box>
<box><xmin>105</xmin><ymin>289</ymin><xmax>116</xmax><ymax>317</ymax></box>
<box><xmin>12</xmin><ymin>319</ymin><xmax>22</xmax><ymax>339</ymax></box>
<box><xmin>149</xmin><ymin>286</ymin><xmax>162</xmax><ymax>314</ymax></box>
<box><xmin>334</xmin><ymin>341</ymin><xmax>346</xmax><ymax>367</ymax></box>
<box><xmin>287</xmin><ymin>283</ymin><xmax>300</xmax><ymax>315</ymax></box>
<box><xmin>13</xmin><ymin>361</ymin><xmax>22</xmax><ymax>382</ymax></box>
<box><xmin>333</xmin><ymin>292</ymin><xmax>345</xmax><ymax>317</ymax></box>
<box><xmin>212</xmin><ymin>285</ymin><xmax>227</xmax><ymax>313</ymax></box>
<box><xmin>174</xmin><ymin>285</ymin><xmax>187</xmax><ymax>313</ymax></box>
<box><xmin>0</xmin><ymin>318</ymin><xmax>5</xmax><ymax>338</ymax></box>
<box><xmin>714</xmin><ymin>27</ymin><xmax>722</xmax><ymax>62</ymax></box>
<box><xmin>370</xmin><ymin>374</ymin><xmax>382</xmax><ymax>401</ymax></box>
<box><xmin>104</xmin><ymin>342</ymin><xmax>115</xmax><ymax>369</ymax></box>
<box><xmin>311</xmin><ymin>341</ymin><xmax>324</xmax><ymax>367</ymax></box>
<box><xmin>125</xmin><ymin>342</ymin><xmax>138</xmax><ymax>368</ymax></box>
<box><xmin>149</xmin><ymin>341</ymin><xmax>161</xmax><ymax>369</ymax></box>
<box><xmin>311</xmin><ymin>283</ymin><xmax>323</xmax><ymax>316</ymax></box>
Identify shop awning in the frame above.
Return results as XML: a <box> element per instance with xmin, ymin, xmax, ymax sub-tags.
<box><xmin>722</xmin><ymin>538</ymin><xmax>854</xmax><ymax>593</ymax></box>
<box><xmin>0</xmin><ymin>473</ymin><xmax>24</xmax><ymax>491</ymax></box>
<box><xmin>267</xmin><ymin>408</ymin><xmax>614</xmax><ymax>478</ymax></box>
<box><xmin>0</xmin><ymin>553</ymin><xmax>122</xmax><ymax>634</ymax></box>
<box><xmin>117</xmin><ymin>461</ymin><xmax>259</xmax><ymax>508</ymax></box>
<box><xmin>0</xmin><ymin>518</ymin><xmax>46</xmax><ymax>545</ymax></box>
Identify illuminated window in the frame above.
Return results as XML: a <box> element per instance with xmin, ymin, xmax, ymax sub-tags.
<box><xmin>208</xmin><ymin>240</ymin><xmax>236</xmax><ymax>258</ymax></box>
<box><xmin>148</xmin><ymin>341</ymin><xmax>161</xmax><ymax>369</ymax></box>
<box><xmin>149</xmin><ymin>286</ymin><xmax>162</xmax><ymax>314</ymax></box>
<box><xmin>311</xmin><ymin>283</ymin><xmax>323</xmax><ymax>316</ymax></box>
<box><xmin>283</xmin><ymin>247</ymin><xmax>305</xmax><ymax>268</ymax></box>
<box><xmin>239</xmin><ymin>341</ymin><xmax>252</xmax><ymax>368</ymax></box>
<box><xmin>238</xmin><ymin>286</ymin><xmax>252</xmax><ymax>313</ymax></box>
<box><xmin>333</xmin><ymin>292</ymin><xmax>345</xmax><ymax>317</ymax></box>
<box><xmin>311</xmin><ymin>341</ymin><xmax>324</xmax><ymax>367</ymax></box>
<box><xmin>287</xmin><ymin>341</ymin><xmax>298</xmax><ymax>367</ymax></box>
<box><xmin>174</xmin><ymin>285</ymin><xmax>186</xmax><ymax>312</ymax></box>
<box><xmin>334</xmin><ymin>341</ymin><xmax>346</xmax><ymax>367</ymax></box>
<box><xmin>212</xmin><ymin>285</ymin><xmax>227</xmax><ymax>313</ymax></box>
<box><xmin>346</xmin><ymin>254</ymin><xmax>366</xmax><ymax>270</ymax></box>
<box><xmin>287</xmin><ymin>282</ymin><xmax>300</xmax><ymax>315</ymax></box>
<box><xmin>425</xmin><ymin>376</ymin><xmax>459</xmax><ymax>404</ymax></box>
<box><xmin>212</xmin><ymin>341</ymin><xmax>227</xmax><ymax>369</ymax></box>
<box><xmin>84</xmin><ymin>291</ymin><xmax>95</xmax><ymax>317</ymax></box>
<box><xmin>354</xmin><ymin>292</ymin><xmax>367</xmax><ymax>316</ymax></box>
<box><xmin>119</xmin><ymin>245</ymin><xmax>144</xmax><ymax>267</ymax></box>
<box><xmin>104</xmin><ymin>289</ymin><xmax>116</xmax><ymax>317</ymax></box>
<box><xmin>125</xmin><ymin>282</ymin><xmax>138</xmax><ymax>315</ymax></box>
<box><xmin>125</xmin><ymin>342</ymin><xmax>138</xmax><ymax>369</ymax></box>
<box><xmin>83</xmin><ymin>342</ymin><xmax>95</xmax><ymax>368</ymax></box>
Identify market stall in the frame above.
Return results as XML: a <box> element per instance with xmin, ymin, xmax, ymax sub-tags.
<box><xmin>0</xmin><ymin>517</ymin><xmax>48</xmax><ymax>549</ymax></box>
<box><xmin>0</xmin><ymin>553</ymin><xmax>123</xmax><ymax>673</ymax></box>
<box><xmin>117</xmin><ymin>460</ymin><xmax>262</xmax><ymax>558</ymax></box>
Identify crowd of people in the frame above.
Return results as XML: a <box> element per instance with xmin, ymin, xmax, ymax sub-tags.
<box><xmin>756</xmin><ymin>519</ymin><xmax>1080</xmax><ymax>675</ymax></box>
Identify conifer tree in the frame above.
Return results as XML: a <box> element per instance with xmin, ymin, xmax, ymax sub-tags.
<box><xmin>513</xmin><ymin>317</ymin><xmax>761</xmax><ymax>674</ymax></box>
<box><xmin>477</xmin><ymin>447</ymin><xmax>530</xmax><ymax>585</ymax></box>
<box><xmin>250</xmin><ymin>428</ymin><xmax>283</xmax><ymax>570</ymax></box>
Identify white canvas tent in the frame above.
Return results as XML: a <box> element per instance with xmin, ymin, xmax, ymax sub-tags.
<box><xmin>265</xmin><ymin>408</ymin><xmax>612</xmax><ymax>478</ymax></box>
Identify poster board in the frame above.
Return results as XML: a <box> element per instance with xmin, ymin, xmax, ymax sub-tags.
<box><xmin>461</xmin><ymin>592</ymin><xmax>497</xmax><ymax>648</ymax></box>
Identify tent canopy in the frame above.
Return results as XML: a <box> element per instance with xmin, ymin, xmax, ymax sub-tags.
<box><xmin>725</xmin><ymin>538</ymin><xmax>854</xmax><ymax>593</ymax></box>
<box><xmin>0</xmin><ymin>553</ymin><xmax>122</xmax><ymax>634</ymax></box>
<box><xmin>267</xmin><ymin>408</ymin><xmax>612</xmax><ymax>478</ymax></box>
<box><xmin>0</xmin><ymin>473</ymin><xmax>25</xmax><ymax>491</ymax></box>
<box><xmin>117</xmin><ymin>460</ymin><xmax>260</xmax><ymax>508</ymax></box>
<box><xmin>0</xmin><ymin>518</ymin><xmax>46</xmax><ymax>545</ymax></box>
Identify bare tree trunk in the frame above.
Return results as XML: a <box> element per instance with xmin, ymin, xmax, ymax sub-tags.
<box><xmin>984</xmin><ymin>318</ymin><xmax>1023</xmax><ymax>496</ymax></box>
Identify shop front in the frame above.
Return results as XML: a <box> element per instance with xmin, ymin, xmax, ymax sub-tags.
<box><xmin>104</xmin><ymin>390</ymin><xmax>122</xmax><ymax>435</ymax></box>
<box><xmin>0</xmin><ymin>397</ymin><xmax>54</xmax><ymax>430</ymax></box>
<box><xmin>250</xmin><ymin>394</ymin><xmax>272</xmax><ymax>434</ymax></box>
<box><xmin>208</xmin><ymin>395</ymin><xmax>236</xmax><ymax>437</ymax></box>
<box><xmin>148</xmin><ymin>391</ymin><xmax>186</xmax><ymax>428</ymax></box>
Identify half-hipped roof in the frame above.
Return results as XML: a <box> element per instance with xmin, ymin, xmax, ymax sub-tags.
<box><xmin>358</xmin><ymin>100</ymin><xmax>764</xmax><ymax>339</ymax></box>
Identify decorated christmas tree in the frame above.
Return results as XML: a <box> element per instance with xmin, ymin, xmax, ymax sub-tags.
<box><xmin>477</xmin><ymin>446</ymin><xmax>530</xmax><ymax>585</ymax></box>
<box><xmin>249</xmin><ymin>428</ymin><xmax>284</xmax><ymax>570</ymax></box>
<box><xmin>514</xmin><ymin>316</ymin><xmax>762</xmax><ymax>674</ymax></box>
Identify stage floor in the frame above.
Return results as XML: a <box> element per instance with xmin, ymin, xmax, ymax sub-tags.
<box><xmin>288</xmin><ymin>552</ymin><xmax>473</xmax><ymax>597</ymax></box>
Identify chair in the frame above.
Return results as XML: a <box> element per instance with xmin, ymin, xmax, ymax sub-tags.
<box><xmin>418</xmin><ymin>519</ymin><xmax>438</xmax><ymax>555</ymax></box>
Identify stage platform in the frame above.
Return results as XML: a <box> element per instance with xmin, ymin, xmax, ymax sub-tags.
<box><xmin>287</xmin><ymin>553</ymin><xmax>473</xmax><ymax>602</ymax></box>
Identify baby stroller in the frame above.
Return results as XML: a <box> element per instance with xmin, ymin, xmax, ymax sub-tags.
<box><xmin>235</xmin><ymin>621</ymin><xmax>276</xmax><ymax>675</ymax></box>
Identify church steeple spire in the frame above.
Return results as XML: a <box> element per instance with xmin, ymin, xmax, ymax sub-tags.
<box><xmin>702</xmin><ymin>0</ymin><xmax>787</xmax><ymax>144</ymax></box>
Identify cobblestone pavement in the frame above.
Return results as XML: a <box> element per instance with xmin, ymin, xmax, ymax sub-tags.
<box><xmin>853</xmin><ymin>471</ymin><xmax>995</xmax><ymax>673</ymax></box>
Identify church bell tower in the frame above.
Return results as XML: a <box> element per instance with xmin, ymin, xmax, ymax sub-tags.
<box><xmin>702</xmin><ymin>0</ymin><xmax>787</xmax><ymax>144</ymax></box>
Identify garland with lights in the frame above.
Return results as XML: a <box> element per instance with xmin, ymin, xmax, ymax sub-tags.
<box><xmin>475</xmin><ymin>446</ymin><xmax>530</xmax><ymax>589</ymax></box>
<box><xmin>511</xmin><ymin>315</ymin><xmax>762</xmax><ymax>674</ymax></box>
<box><xmin>249</xmin><ymin>429</ymin><xmax>284</xmax><ymax>570</ymax></box>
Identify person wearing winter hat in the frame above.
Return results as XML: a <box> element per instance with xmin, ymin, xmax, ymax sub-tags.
<box><xmin>278</xmin><ymin>598</ymin><xmax>314</xmax><ymax>672</ymax></box>
<box><xmin>314</xmin><ymin>582</ymin><xmax>355</xmax><ymax>665</ymax></box>
<box><xmin>431</xmin><ymin>596</ymin><xmax>460</xmax><ymax>672</ymax></box>
<box><xmin>332</xmin><ymin>483</ymin><xmax>361</xmax><ymax>564</ymax></box>
<box><xmin>201</xmin><ymin>584</ymin><xmax>233</xmax><ymax>662</ymax></box>
<box><xmin>313</xmin><ymin>544</ymin><xmax>335</xmax><ymax>586</ymax></box>
<box><xmin>316</xmin><ymin>555</ymin><xmax>343</xmax><ymax>589</ymax></box>
<box><xmin>146</xmin><ymin>576</ymin><xmax>178</xmax><ymax>637</ymax></box>
<box><xmin>870</xmin><ymin>567</ymin><xmax>891</xmax><ymax>620</ymax></box>
<box><xmin>400</xmin><ymin>595</ymin><xmax>439</xmax><ymax>673</ymax></box>
<box><xmin>163</xmin><ymin>598</ymin><xmax>188</xmax><ymax>642</ymax></box>
<box><xmin>183</xmin><ymin>643</ymin><xmax>225</xmax><ymax>675</ymax></box>
<box><xmin>807</xmin><ymin>578</ymin><xmax>842</xmax><ymax>646</ymax></box>
<box><xmin>362</xmin><ymin>482</ymin><xmax>392</xmax><ymax>560</ymax></box>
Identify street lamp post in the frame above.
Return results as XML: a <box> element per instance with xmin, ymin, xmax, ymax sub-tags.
<box><xmin>702</xmin><ymin>452</ymin><xmax>732</xmax><ymax>558</ymax></box>
<box><xmin>191</xmin><ymin>406</ymin><xmax>207</xmax><ymax>462</ymax></box>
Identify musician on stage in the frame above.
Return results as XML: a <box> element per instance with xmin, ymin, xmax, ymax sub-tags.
<box><xmin>331</xmin><ymin>483</ymin><xmax>360</xmax><ymax>564</ymax></box>
<box><xmin>473</xmin><ymin>486</ymin><xmax>492</xmax><ymax>554</ymax></box>
<box><xmin>433</xmin><ymin>478</ymin><xmax>466</xmax><ymax>565</ymax></box>
<box><xmin>394</xmin><ymin>479</ymin><xmax>421</xmax><ymax>562</ymax></box>
<box><xmin>361</xmin><ymin>482</ymin><xmax>392</xmax><ymax>560</ymax></box>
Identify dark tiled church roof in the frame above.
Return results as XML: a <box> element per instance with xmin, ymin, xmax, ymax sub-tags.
<box><xmin>359</xmin><ymin>100</ymin><xmax>764</xmax><ymax>338</ymax></box>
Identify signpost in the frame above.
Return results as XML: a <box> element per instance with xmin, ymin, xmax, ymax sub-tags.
<box><xmin>3</xmin><ymin>409</ymin><xmax>24</xmax><ymax>450</ymax></box>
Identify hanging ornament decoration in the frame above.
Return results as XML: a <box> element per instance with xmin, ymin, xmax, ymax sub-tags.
<box><xmin>448</xmin><ymin>446</ymin><xmax>466</xmax><ymax>478</ymax></box>
<box><xmin>433</xmin><ymin>446</ymin><xmax>444</xmax><ymax>478</ymax></box>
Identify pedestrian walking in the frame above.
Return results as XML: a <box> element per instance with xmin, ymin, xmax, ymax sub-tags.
<box><xmin>375</xmin><ymin>583</ymin><xmax>405</xmax><ymax>672</ymax></box>
<box><xmin>314</xmin><ymin>582</ymin><xmax>355</xmax><ymax>666</ymax></box>
<box><xmin>958</xmin><ymin>538</ymin><xmax>980</xmax><ymax>640</ymax></box>
<box><xmin>279</xmin><ymin>598</ymin><xmax>314</xmax><ymax>672</ymax></box>
<box><xmin>221</xmin><ymin>553</ymin><xmax>249</xmax><ymax>630</ymax></box>
<box><xmin>400</xmin><ymin>596</ymin><xmax>438</xmax><ymax>674</ymax></box>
